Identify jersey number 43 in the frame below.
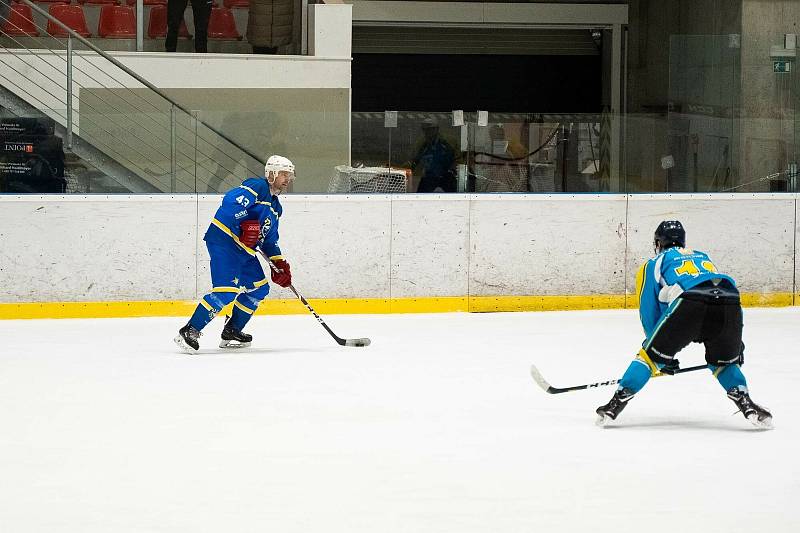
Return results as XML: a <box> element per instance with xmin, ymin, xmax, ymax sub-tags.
<box><xmin>674</xmin><ymin>259</ymin><xmax>717</xmax><ymax>277</ymax></box>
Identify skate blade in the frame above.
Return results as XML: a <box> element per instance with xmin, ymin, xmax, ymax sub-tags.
<box><xmin>746</xmin><ymin>414</ymin><xmax>774</xmax><ymax>430</ymax></box>
<box><xmin>174</xmin><ymin>335</ymin><xmax>198</xmax><ymax>354</ymax></box>
<box><xmin>595</xmin><ymin>413</ymin><xmax>611</xmax><ymax>427</ymax></box>
<box><xmin>219</xmin><ymin>339</ymin><xmax>251</xmax><ymax>349</ymax></box>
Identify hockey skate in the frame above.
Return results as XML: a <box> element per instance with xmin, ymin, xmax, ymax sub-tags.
<box><xmin>727</xmin><ymin>388</ymin><xmax>773</xmax><ymax>429</ymax></box>
<box><xmin>219</xmin><ymin>321</ymin><xmax>252</xmax><ymax>349</ymax></box>
<box><xmin>174</xmin><ymin>324</ymin><xmax>202</xmax><ymax>353</ymax></box>
<box><xmin>595</xmin><ymin>388</ymin><xmax>635</xmax><ymax>427</ymax></box>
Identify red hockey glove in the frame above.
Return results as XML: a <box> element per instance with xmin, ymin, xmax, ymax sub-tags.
<box><xmin>270</xmin><ymin>258</ymin><xmax>292</xmax><ymax>287</ymax></box>
<box><xmin>239</xmin><ymin>220</ymin><xmax>261</xmax><ymax>248</ymax></box>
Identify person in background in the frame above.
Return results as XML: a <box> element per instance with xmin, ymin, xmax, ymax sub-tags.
<box><xmin>595</xmin><ymin>220</ymin><xmax>772</xmax><ymax>429</ymax></box>
<box><xmin>174</xmin><ymin>155</ymin><xmax>295</xmax><ymax>353</ymax></box>
<box><xmin>166</xmin><ymin>0</ymin><xmax>212</xmax><ymax>53</ymax></box>
<box><xmin>409</xmin><ymin>118</ymin><xmax>457</xmax><ymax>193</ymax></box>
<box><xmin>248</xmin><ymin>0</ymin><xmax>294</xmax><ymax>54</ymax></box>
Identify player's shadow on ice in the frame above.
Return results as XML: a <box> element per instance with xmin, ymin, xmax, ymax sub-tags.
<box><xmin>169</xmin><ymin>347</ymin><xmax>333</xmax><ymax>357</ymax></box>
<box><xmin>602</xmin><ymin>418</ymin><xmax>766</xmax><ymax>432</ymax></box>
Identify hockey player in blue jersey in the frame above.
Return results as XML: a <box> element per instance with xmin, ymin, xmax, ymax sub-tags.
<box><xmin>174</xmin><ymin>155</ymin><xmax>295</xmax><ymax>353</ymax></box>
<box><xmin>595</xmin><ymin>220</ymin><xmax>772</xmax><ymax>429</ymax></box>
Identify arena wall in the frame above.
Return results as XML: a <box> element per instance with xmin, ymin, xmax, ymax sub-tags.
<box><xmin>0</xmin><ymin>193</ymin><xmax>797</xmax><ymax>318</ymax></box>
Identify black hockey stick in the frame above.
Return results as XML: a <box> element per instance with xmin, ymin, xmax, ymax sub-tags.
<box><xmin>266</xmin><ymin>258</ymin><xmax>371</xmax><ymax>347</ymax></box>
<box><xmin>530</xmin><ymin>363</ymin><xmax>708</xmax><ymax>394</ymax></box>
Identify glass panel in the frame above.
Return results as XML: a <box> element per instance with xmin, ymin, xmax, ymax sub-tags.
<box><xmin>667</xmin><ymin>34</ymin><xmax>740</xmax><ymax>192</ymax></box>
<box><xmin>347</xmin><ymin>112</ymin><xmax>611</xmax><ymax>193</ymax></box>
<box><xmin>793</xmin><ymin>58</ymin><xmax>800</xmax><ymax>192</ymax></box>
<box><xmin>397</xmin><ymin>113</ymin><xmax>460</xmax><ymax>193</ymax></box>
<box><xmin>467</xmin><ymin>114</ymin><xmax>603</xmax><ymax>193</ymax></box>
<box><xmin>623</xmin><ymin>113</ymin><xmax>670</xmax><ymax>193</ymax></box>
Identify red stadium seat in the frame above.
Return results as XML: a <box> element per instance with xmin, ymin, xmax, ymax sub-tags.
<box><xmin>79</xmin><ymin>0</ymin><xmax>120</xmax><ymax>5</ymax></box>
<box><xmin>147</xmin><ymin>5</ymin><xmax>190</xmax><ymax>39</ymax></box>
<box><xmin>47</xmin><ymin>4</ymin><xmax>91</xmax><ymax>37</ymax></box>
<box><xmin>98</xmin><ymin>5</ymin><xmax>137</xmax><ymax>38</ymax></box>
<box><xmin>207</xmin><ymin>7</ymin><xmax>241</xmax><ymax>40</ymax></box>
<box><xmin>1</xmin><ymin>3</ymin><xmax>40</xmax><ymax>37</ymax></box>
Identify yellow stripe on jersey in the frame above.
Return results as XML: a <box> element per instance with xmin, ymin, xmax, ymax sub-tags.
<box><xmin>212</xmin><ymin>286</ymin><xmax>240</xmax><ymax>293</ymax></box>
<box><xmin>210</xmin><ymin>218</ymin><xmax>257</xmax><ymax>256</ymax></box>
<box><xmin>239</xmin><ymin>185</ymin><xmax>258</xmax><ymax>197</ymax></box>
<box><xmin>636</xmin><ymin>348</ymin><xmax>661</xmax><ymax>376</ymax></box>
<box><xmin>635</xmin><ymin>262</ymin><xmax>647</xmax><ymax>305</ymax></box>
<box><xmin>255</xmin><ymin>200</ymin><xmax>279</xmax><ymax>217</ymax></box>
<box><xmin>200</xmin><ymin>299</ymin><xmax>214</xmax><ymax>311</ymax></box>
<box><xmin>234</xmin><ymin>300</ymin><xmax>256</xmax><ymax>315</ymax></box>
<box><xmin>253</xmin><ymin>278</ymin><xmax>269</xmax><ymax>288</ymax></box>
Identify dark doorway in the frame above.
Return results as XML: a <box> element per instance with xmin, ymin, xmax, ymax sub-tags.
<box><xmin>352</xmin><ymin>54</ymin><xmax>602</xmax><ymax>112</ymax></box>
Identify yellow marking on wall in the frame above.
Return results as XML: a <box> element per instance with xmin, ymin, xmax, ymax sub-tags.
<box><xmin>0</xmin><ymin>293</ymin><xmax>795</xmax><ymax>320</ymax></box>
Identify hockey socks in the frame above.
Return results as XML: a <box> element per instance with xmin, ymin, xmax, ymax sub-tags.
<box><xmin>618</xmin><ymin>359</ymin><xmax>653</xmax><ymax>394</ymax></box>
<box><xmin>229</xmin><ymin>293</ymin><xmax>261</xmax><ymax>332</ymax></box>
<box><xmin>711</xmin><ymin>364</ymin><xmax>747</xmax><ymax>392</ymax></box>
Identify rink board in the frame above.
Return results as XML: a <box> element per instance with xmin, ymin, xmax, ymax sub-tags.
<box><xmin>0</xmin><ymin>193</ymin><xmax>797</xmax><ymax>317</ymax></box>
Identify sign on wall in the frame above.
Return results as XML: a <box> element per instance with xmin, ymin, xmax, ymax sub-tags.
<box><xmin>0</xmin><ymin>117</ymin><xmax>66</xmax><ymax>193</ymax></box>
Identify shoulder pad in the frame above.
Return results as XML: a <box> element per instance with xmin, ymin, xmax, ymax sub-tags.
<box><xmin>241</xmin><ymin>178</ymin><xmax>270</xmax><ymax>200</ymax></box>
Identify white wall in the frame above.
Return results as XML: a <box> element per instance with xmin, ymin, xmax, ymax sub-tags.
<box><xmin>626</xmin><ymin>194</ymin><xmax>797</xmax><ymax>296</ymax></box>
<box><xmin>0</xmin><ymin>51</ymin><xmax>350</xmax><ymax>131</ymax></box>
<box><xmin>0</xmin><ymin>194</ymin><xmax>797</xmax><ymax>303</ymax></box>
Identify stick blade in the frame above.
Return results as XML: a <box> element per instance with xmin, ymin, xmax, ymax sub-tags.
<box><xmin>530</xmin><ymin>364</ymin><xmax>555</xmax><ymax>393</ymax></box>
<box><xmin>345</xmin><ymin>338</ymin><xmax>371</xmax><ymax>347</ymax></box>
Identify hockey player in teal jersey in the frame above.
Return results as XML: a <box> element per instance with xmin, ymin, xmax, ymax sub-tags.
<box><xmin>596</xmin><ymin>220</ymin><xmax>772</xmax><ymax>429</ymax></box>
<box><xmin>174</xmin><ymin>155</ymin><xmax>295</xmax><ymax>353</ymax></box>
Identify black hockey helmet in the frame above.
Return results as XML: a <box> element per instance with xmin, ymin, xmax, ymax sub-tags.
<box><xmin>654</xmin><ymin>220</ymin><xmax>685</xmax><ymax>252</ymax></box>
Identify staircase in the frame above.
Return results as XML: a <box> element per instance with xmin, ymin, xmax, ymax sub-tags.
<box><xmin>1</xmin><ymin>0</ymin><xmax>263</xmax><ymax>193</ymax></box>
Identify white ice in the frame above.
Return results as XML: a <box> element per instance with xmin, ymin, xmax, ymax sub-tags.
<box><xmin>1</xmin><ymin>308</ymin><xmax>798</xmax><ymax>533</ymax></box>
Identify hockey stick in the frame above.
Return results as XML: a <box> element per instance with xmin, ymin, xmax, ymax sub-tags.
<box><xmin>530</xmin><ymin>363</ymin><xmax>708</xmax><ymax>394</ymax></box>
<box><xmin>266</xmin><ymin>257</ymin><xmax>371</xmax><ymax>347</ymax></box>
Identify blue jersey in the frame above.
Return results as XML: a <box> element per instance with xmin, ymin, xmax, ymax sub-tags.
<box><xmin>636</xmin><ymin>247</ymin><xmax>736</xmax><ymax>338</ymax></box>
<box><xmin>204</xmin><ymin>177</ymin><xmax>283</xmax><ymax>258</ymax></box>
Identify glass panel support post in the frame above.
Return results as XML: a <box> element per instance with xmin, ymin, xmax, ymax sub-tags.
<box><xmin>66</xmin><ymin>35</ymin><xmax>73</xmax><ymax>150</ymax></box>
<box><xmin>170</xmin><ymin>105</ymin><xmax>177</xmax><ymax>192</ymax></box>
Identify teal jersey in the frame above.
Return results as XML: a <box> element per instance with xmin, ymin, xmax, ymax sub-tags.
<box><xmin>636</xmin><ymin>247</ymin><xmax>736</xmax><ymax>338</ymax></box>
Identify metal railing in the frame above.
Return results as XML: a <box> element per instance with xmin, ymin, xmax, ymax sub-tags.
<box><xmin>1</xmin><ymin>0</ymin><xmax>265</xmax><ymax>193</ymax></box>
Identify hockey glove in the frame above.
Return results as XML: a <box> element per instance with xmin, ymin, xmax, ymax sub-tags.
<box><xmin>270</xmin><ymin>258</ymin><xmax>292</xmax><ymax>288</ymax></box>
<box><xmin>659</xmin><ymin>359</ymin><xmax>681</xmax><ymax>376</ymax></box>
<box><xmin>239</xmin><ymin>220</ymin><xmax>261</xmax><ymax>248</ymax></box>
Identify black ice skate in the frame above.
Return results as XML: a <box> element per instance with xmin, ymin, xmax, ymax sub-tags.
<box><xmin>174</xmin><ymin>324</ymin><xmax>201</xmax><ymax>353</ymax></box>
<box><xmin>595</xmin><ymin>387</ymin><xmax>635</xmax><ymax>427</ymax></box>
<box><xmin>219</xmin><ymin>321</ymin><xmax>252</xmax><ymax>349</ymax></box>
<box><xmin>727</xmin><ymin>388</ymin><xmax>773</xmax><ymax>429</ymax></box>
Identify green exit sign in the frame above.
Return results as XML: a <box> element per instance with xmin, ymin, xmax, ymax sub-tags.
<box><xmin>773</xmin><ymin>60</ymin><xmax>792</xmax><ymax>73</ymax></box>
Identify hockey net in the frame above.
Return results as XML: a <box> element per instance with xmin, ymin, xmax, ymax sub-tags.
<box><xmin>327</xmin><ymin>165</ymin><xmax>410</xmax><ymax>193</ymax></box>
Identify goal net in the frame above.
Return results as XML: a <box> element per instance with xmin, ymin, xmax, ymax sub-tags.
<box><xmin>327</xmin><ymin>165</ymin><xmax>409</xmax><ymax>193</ymax></box>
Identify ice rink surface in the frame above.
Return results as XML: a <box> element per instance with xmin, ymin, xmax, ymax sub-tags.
<box><xmin>1</xmin><ymin>307</ymin><xmax>798</xmax><ymax>533</ymax></box>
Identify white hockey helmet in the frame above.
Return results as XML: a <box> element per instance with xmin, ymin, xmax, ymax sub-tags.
<box><xmin>265</xmin><ymin>155</ymin><xmax>295</xmax><ymax>179</ymax></box>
